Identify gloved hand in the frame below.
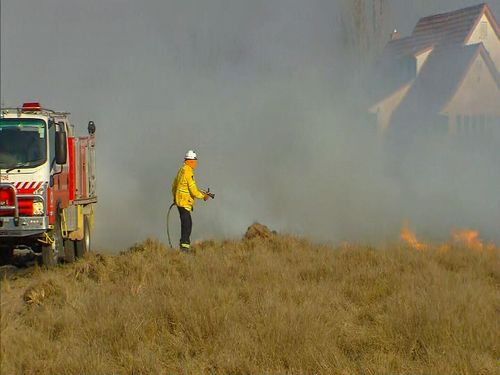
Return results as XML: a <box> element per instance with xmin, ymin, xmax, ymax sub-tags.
<box><xmin>203</xmin><ymin>194</ymin><xmax>210</xmax><ymax>201</ymax></box>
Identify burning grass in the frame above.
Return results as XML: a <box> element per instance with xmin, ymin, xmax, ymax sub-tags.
<box><xmin>1</xmin><ymin>232</ymin><xmax>499</xmax><ymax>375</ymax></box>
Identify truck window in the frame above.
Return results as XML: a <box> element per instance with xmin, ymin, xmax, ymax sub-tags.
<box><xmin>0</xmin><ymin>118</ymin><xmax>47</xmax><ymax>169</ymax></box>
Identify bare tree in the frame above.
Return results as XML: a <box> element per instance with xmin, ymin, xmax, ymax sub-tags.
<box><xmin>340</xmin><ymin>0</ymin><xmax>390</xmax><ymax>64</ymax></box>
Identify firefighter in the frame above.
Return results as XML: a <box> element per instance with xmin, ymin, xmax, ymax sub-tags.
<box><xmin>171</xmin><ymin>150</ymin><xmax>210</xmax><ymax>251</ymax></box>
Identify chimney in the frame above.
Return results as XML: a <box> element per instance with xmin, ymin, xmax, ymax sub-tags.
<box><xmin>390</xmin><ymin>29</ymin><xmax>401</xmax><ymax>41</ymax></box>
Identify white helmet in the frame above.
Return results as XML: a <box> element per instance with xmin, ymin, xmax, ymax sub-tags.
<box><xmin>184</xmin><ymin>150</ymin><xmax>197</xmax><ymax>160</ymax></box>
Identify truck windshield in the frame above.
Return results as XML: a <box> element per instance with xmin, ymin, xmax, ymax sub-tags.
<box><xmin>0</xmin><ymin>118</ymin><xmax>47</xmax><ymax>169</ymax></box>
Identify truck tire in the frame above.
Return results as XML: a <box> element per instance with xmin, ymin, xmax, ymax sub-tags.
<box><xmin>41</xmin><ymin>228</ymin><xmax>63</xmax><ymax>267</ymax></box>
<box><xmin>64</xmin><ymin>240</ymin><xmax>76</xmax><ymax>263</ymax></box>
<box><xmin>41</xmin><ymin>244</ymin><xmax>57</xmax><ymax>267</ymax></box>
<box><xmin>75</xmin><ymin>215</ymin><xmax>91</xmax><ymax>258</ymax></box>
<box><xmin>41</xmin><ymin>208</ymin><xmax>64</xmax><ymax>267</ymax></box>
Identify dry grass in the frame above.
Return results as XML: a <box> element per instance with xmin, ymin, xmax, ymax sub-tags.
<box><xmin>1</xmin><ymin>234</ymin><xmax>499</xmax><ymax>375</ymax></box>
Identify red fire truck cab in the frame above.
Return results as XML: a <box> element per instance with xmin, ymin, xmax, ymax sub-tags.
<box><xmin>0</xmin><ymin>103</ymin><xmax>97</xmax><ymax>266</ymax></box>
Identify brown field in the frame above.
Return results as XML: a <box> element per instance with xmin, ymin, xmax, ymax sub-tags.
<box><xmin>1</xmin><ymin>232</ymin><xmax>499</xmax><ymax>375</ymax></box>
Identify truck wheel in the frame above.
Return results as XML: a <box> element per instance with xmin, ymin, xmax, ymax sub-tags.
<box><xmin>42</xmin><ymin>229</ymin><xmax>63</xmax><ymax>267</ymax></box>
<box><xmin>64</xmin><ymin>240</ymin><xmax>76</xmax><ymax>263</ymax></box>
<box><xmin>41</xmin><ymin>210</ymin><xmax>64</xmax><ymax>267</ymax></box>
<box><xmin>41</xmin><ymin>244</ymin><xmax>57</xmax><ymax>267</ymax></box>
<box><xmin>75</xmin><ymin>215</ymin><xmax>91</xmax><ymax>258</ymax></box>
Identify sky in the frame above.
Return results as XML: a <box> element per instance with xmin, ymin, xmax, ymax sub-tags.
<box><xmin>1</xmin><ymin>0</ymin><xmax>499</xmax><ymax>250</ymax></box>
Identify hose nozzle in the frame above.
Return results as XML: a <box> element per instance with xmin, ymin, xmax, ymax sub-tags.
<box><xmin>203</xmin><ymin>188</ymin><xmax>215</xmax><ymax>199</ymax></box>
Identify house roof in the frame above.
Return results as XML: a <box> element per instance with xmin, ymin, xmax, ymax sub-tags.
<box><xmin>369</xmin><ymin>80</ymin><xmax>413</xmax><ymax>113</ymax></box>
<box><xmin>368</xmin><ymin>61</ymin><xmax>413</xmax><ymax>107</ymax></box>
<box><xmin>392</xmin><ymin>43</ymin><xmax>499</xmax><ymax>125</ymax></box>
<box><xmin>383</xmin><ymin>36</ymin><xmax>435</xmax><ymax>60</ymax></box>
<box><xmin>412</xmin><ymin>3</ymin><xmax>489</xmax><ymax>44</ymax></box>
<box><xmin>382</xmin><ymin>3</ymin><xmax>499</xmax><ymax>60</ymax></box>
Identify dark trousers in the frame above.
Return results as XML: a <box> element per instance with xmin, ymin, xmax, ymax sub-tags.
<box><xmin>177</xmin><ymin>206</ymin><xmax>192</xmax><ymax>248</ymax></box>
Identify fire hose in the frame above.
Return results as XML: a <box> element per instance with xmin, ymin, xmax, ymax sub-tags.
<box><xmin>166</xmin><ymin>188</ymin><xmax>215</xmax><ymax>248</ymax></box>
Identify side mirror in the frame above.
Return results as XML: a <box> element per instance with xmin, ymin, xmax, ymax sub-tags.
<box><xmin>55</xmin><ymin>130</ymin><xmax>67</xmax><ymax>165</ymax></box>
<box><xmin>88</xmin><ymin>121</ymin><xmax>96</xmax><ymax>135</ymax></box>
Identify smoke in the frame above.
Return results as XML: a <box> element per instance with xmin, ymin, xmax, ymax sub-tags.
<box><xmin>1</xmin><ymin>0</ymin><xmax>499</xmax><ymax>250</ymax></box>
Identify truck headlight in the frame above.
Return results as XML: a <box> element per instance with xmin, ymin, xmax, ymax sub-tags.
<box><xmin>33</xmin><ymin>201</ymin><xmax>45</xmax><ymax>216</ymax></box>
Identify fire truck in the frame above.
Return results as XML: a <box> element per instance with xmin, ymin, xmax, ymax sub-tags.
<box><xmin>0</xmin><ymin>102</ymin><xmax>97</xmax><ymax>266</ymax></box>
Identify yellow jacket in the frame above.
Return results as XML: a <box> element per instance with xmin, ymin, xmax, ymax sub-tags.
<box><xmin>171</xmin><ymin>163</ymin><xmax>205</xmax><ymax>211</ymax></box>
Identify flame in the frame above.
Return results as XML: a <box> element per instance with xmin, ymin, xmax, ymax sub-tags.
<box><xmin>400</xmin><ymin>226</ymin><xmax>426</xmax><ymax>251</ymax></box>
<box><xmin>486</xmin><ymin>242</ymin><xmax>496</xmax><ymax>256</ymax></box>
<box><xmin>399</xmin><ymin>224</ymin><xmax>497</xmax><ymax>254</ymax></box>
<box><xmin>451</xmin><ymin>229</ymin><xmax>483</xmax><ymax>252</ymax></box>
<box><xmin>438</xmin><ymin>243</ymin><xmax>451</xmax><ymax>254</ymax></box>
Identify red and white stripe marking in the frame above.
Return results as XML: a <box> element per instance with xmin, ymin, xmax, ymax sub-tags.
<box><xmin>14</xmin><ymin>182</ymin><xmax>43</xmax><ymax>193</ymax></box>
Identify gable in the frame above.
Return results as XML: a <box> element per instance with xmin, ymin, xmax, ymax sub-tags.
<box><xmin>411</xmin><ymin>3</ymin><xmax>487</xmax><ymax>46</ymax></box>
<box><xmin>415</xmin><ymin>47</ymin><xmax>433</xmax><ymax>74</ymax></box>
<box><xmin>369</xmin><ymin>82</ymin><xmax>413</xmax><ymax>132</ymax></box>
<box><xmin>390</xmin><ymin>44</ymin><xmax>487</xmax><ymax>127</ymax></box>
<box><xmin>443</xmin><ymin>52</ymin><xmax>500</xmax><ymax>116</ymax></box>
<box><xmin>467</xmin><ymin>13</ymin><xmax>500</xmax><ymax>70</ymax></box>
